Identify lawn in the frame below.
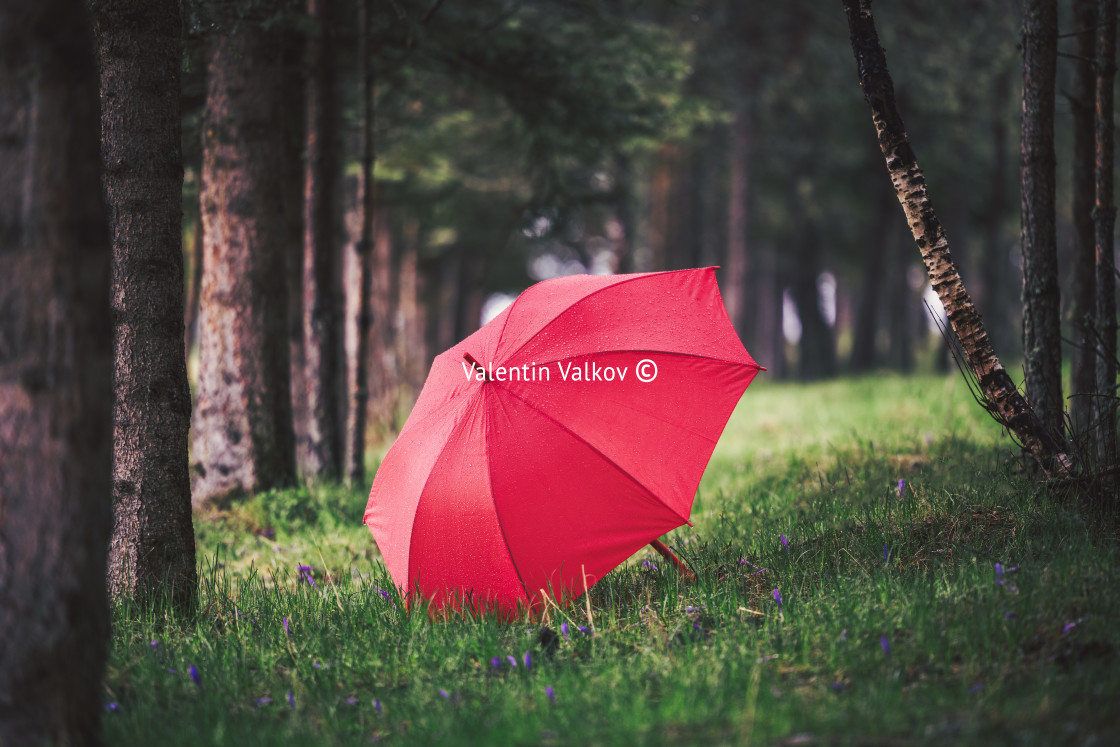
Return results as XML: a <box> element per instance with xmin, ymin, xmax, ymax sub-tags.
<box><xmin>104</xmin><ymin>372</ymin><xmax>1120</xmax><ymax>745</ymax></box>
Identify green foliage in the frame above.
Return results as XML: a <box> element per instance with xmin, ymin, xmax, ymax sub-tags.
<box><xmin>105</xmin><ymin>374</ymin><xmax>1120</xmax><ymax>744</ymax></box>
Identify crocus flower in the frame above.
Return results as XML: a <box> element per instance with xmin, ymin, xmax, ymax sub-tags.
<box><xmin>577</xmin><ymin>625</ymin><xmax>589</xmax><ymax>634</ymax></box>
<box><xmin>283</xmin><ymin>617</ymin><xmax>290</xmax><ymax>637</ymax></box>
<box><xmin>969</xmin><ymin>684</ymin><xmax>983</xmax><ymax>695</ymax></box>
<box><xmin>346</xmin><ymin>697</ymin><xmax>360</xmax><ymax>705</ymax></box>
<box><xmin>880</xmin><ymin>637</ymin><xmax>891</xmax><ymax>657</ymax></box>
<box><xmin>376</xmin><ymin>588</ymin><xmax>391</xmax><ymax>601</ymax></box>
<box><xmin>560</xmin><ymin>622</ymin><xmax>570</xmax><ymax>638</ymax></box>
<box><xmin>298</xmin><ymin>564</ymin><xmax>317</xmax><ymax>589</ymax></box>
<box><xmin>780</xmin><ymin>534</ymin><xmax>788</xmax><ymax>549</ymax></box>
<box><xmin>883</xmin><ymin>545</ymin><xmax>889</xmax><ymax>563</ymax></box>
<box><xmin>313</xmin><ymin>661</ymin><xmax>322</xmax><ymax>669</ymax></box>
<box><xmin>642</xmin><ymin>560</ymin><xmax>658</xmax><ymax>571</ymax></box>
<box><xmin>256</xmin><ymin>697</ymin><xmax>273</xmax><ymax>706</ymax></box>
<box><xmin>491</xmin><ymin>657</ymin><xmax>501</xmax><ymax>670</ymax></box>
<box><xmin>773</xmin><ymin>588</ymin><xmax>783</xmax><ymax>610</ymax></box>
<box><xmin>546</xmin><ymin>685</ymin><xmax>555</xmax><ymax>704</ymax></box>
<box><xmin>897</xmin><ymin>479</ymin><xmax>906</xmax><ymax>496</ymax></box>
<box><xmin>150</xmin><ymin>640</ymin><xmax>159</xmax><ymax>649</ymax></box>
<box><xmin>839</xmin><ymin>629</ymin><xmax>847</xmax><ymax>642</ymax></box>
<box><xmin>374</xmin><ymin>699</ymin><xmax>382</xmax><ymax>712</ymax></box>
<box><xmin>438</xmin><ymin>689</ymin><xmax>451</xmax><ymax>700</ymax></box>
<box><xmin>523</xmin><ymin>652</ymin><xmax>532</xmax><ymax>671</ymax></box>
<box><xmin>287</xmin><ymin>691</ymin><xmax>295</xmax><ymax>708</ymax></box>
<box><xmin>104</xmin><ymin>702</ymin><xmax>120</xmax><ymax>712</ymax></box>
<box><xmin>507</xmin><ymin>655</ymin><xmax>517</xmax><ymax>668</ymax></box>
<box><xmin>995</xmin><ymin>562</ymin><xmax>1003</xmax><ymax>576</ymax></box>
<box><xmin>189</xmin><ymin>664</ymin><xmax>201</xmax><ymax>688</ymax></box>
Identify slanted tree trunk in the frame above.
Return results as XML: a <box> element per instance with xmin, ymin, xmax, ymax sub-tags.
<box><xmin>192</xmin><ymin>24</ymin><xmax>297</xmax><ymax>507</ymax></box>
<box><xmin>841</xmin><ymin>0</ymin><xmax>1069</xmax><ymax>473</ymax></box>
<box><xmin>1095</xmin><ymin>0</ymin><xmax>1118</xmax><ymax>464</ymax></box>
<box><xmin>1071</xmin><ymin>0</ymin><xmax>1099</xmax><ymax>437</ymax></box>
<box><xmin>95</xmin><ymin>0</ymin><xmax>196</xmax><ymax>608</ymax></box>
<box><xmin>349</xmin><ymin>0</ymin><xmax>375</xmax><ymax>486</ymax></box>
<box><xmin>302</xmin><ymin>0</ymin><xmax>344</xmax><ymax>483</ymax></box>
<box><xmin>1020</xmin><ymin>0</ymin><xmax>1064</xmax><ymax>439</ymax></box>
<box><xmin>0</xmin><ymin>1</ymin><xmax>113</xmax><ymax>740</ymax></box>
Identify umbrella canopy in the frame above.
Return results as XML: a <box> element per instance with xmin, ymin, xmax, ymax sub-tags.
<box><xmin>364</xmin><ymin>267</ymin><xmax>760</xmax><ymax>615</ymax></box>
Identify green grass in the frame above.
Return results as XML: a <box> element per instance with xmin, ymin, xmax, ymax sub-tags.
<box><xmin>104</xmin><ymin>373</ymin><xmax>1120</xmax><ymax>745</ymax></box>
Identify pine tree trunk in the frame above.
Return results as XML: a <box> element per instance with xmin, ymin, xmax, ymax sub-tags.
<box><xmin>0</xmin><ymin>1</ymin><xmax>113</xmax><ymax>740</ymax></box>
<box><xmin>1071</xmin><ymin>0</ymin><xmax>1099</xmax><ymax>437</ymax></box>
<box><xmin>192</xmin><ymin>26</ymin><xmax>297</xmax><ymax>507</ymax></box>
<box><xmin>1020</xmin><ymin>0</ymin><xmax>1064</xmax><ymax>439</ymax></box>
<box><xmin>1095</xmin><ymin>0</ymin><xmax>1118</xmax><ymax>464</ymax></box>
<box><xmin>349</xmin><ymin>0</ymin><xmax>375</xmax><ymax>486</ymax></box>
<box><xmin>96</xmin><ymin>0</ymin><xmax>196</xmax><ymax>608</ymax></box>
<box><xmin>841</xmin><ymin>0</ymin><xmax>1070</xmax><ymax>472</ymax></box>
<box><xmin>302</xmin><ymin>0</ymin><xmax>344</xmax><ymax>482</ymax></box>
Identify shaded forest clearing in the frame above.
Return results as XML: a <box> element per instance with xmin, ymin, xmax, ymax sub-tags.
<box><xmin>104</xmin><ymin>374</ymin><xmax>1120</xmax><ymax>745</ymax></box>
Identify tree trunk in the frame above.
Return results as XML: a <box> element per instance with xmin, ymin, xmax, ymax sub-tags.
<box><xmin>192</xmin><ymin>26</ymin><xmax>297</xmax><ymax>507</ymax></box>
<box><xmin>841</xmin><ymin>0</ymin><xmax>1069</xmax><ymax>472</ymax></box>
<box><xmin>1071</xmin><ymin>0</ymin><xmax>1099</xmax><ymax>437</ymax></box>
<box><xmin>788</xmin><ymin>179</ymin><xmax>837</xmax><ymax>380</ymax></box>
<box><xmin>1020</xmin><ymin>0</ymin><xmax>1064</xmax><ymax>439</ymax></box>
<box><xmin>850</xmin><ymin>181</ymin><xmax>895</xmax><ymax>371</ymax></box>
<box><xmin>302</xmin><ymin>0</ymin><xmax>345</xmax><ymax>483</ymax></box>
<box><xmin>1095</xmin><ymin>0</ymin><xmax>1118</xmax><ymax>464</ymax></box>
<box><xmin>980</xmin><ymin>70</ymin><xmax>1015</xmax><ymax>361</ymax></box>
<box><xmin>349</xmin><ymin>0</ymin><xmax>375</xmax><ymax>486</ymax></box>
<box><xmin>95</xmin><ymin>0</ymin><xmax>196</xmax><ymax>608</ymax></box>
<box><xmin>725</xmin><ymin>102</ymin><xmax>751</xmax><ymax>337</ymax></box>
<box><xmin>0</xmin><ymin>1</ymin><xmax>113</xmax><ymax>741</ymax></box>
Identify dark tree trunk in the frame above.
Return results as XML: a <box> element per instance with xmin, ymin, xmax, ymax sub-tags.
<box><xmin>725</xmin><ymin>102</ymin><xmax>752</xmax><ymax>337</ymax></box>
<box><xmin>398</xmin><ymin>217</ymin><xmax>428</xmax><ymax>395</ymax></box>
<box><xmin>349</xmin><ymin>0</ymin><xmax>374</xmax><ymax>486</ymax></box>
<box><xmin>0</xmin><ymin>1</ymin><xmax>113</xmax><ymax>741</ymax></box>
<box><xmin>981</xmin><ymin>70</ymin><xmax>1015</xmax><ymax>361</ymax></box>
<box><xmin>95</xmin><ymin>0</ymin><xmax>196</xmax><ymax>608</ymax></box>
<box><xmin>841</xmin><ymin>0</ymin><xmax>1070</xmax><ymax>473</ymax></box>
<box><xmin>1020</xmin><ymin>0</ymin><xmax>1064</xmax><ymax>438</ymax></box>
<box><xmin>612</xmin><ymin>154</ymin><xmax>636</xmax><ymax>274</ymax></box>
<box><xmin>1095</xmin><ymin>0</ymin><xmax>1118</xmax><ymax>464</ymax></box>
<box><xmin>302</xmin><ymin>0</ymin><xmax>345</xmax><ymax>482</ymax></box>
<box><xmin>788</xmin><ymin>180</ymin><xmax>837</xmax><ymax>380</ymax></box>
<box><xmin>1071</xmin><ymin>0</ymin><xmax>1099</xmax><ymax>436</ymax></box>
<box><xmin>850</xmin><ymin>182</ymin><xmax>895</xmax><ymax>371</ymax></box>
<box><xmin>192</xmin><ymin>25</ymin><xmax>297</xmax><ymax>507</ymax></box>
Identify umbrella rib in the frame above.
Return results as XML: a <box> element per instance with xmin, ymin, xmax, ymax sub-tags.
<box><xmin>490</xmin><ymin>383</ymin><xmax>694</xmax><ymax>528</ymax></box>
<box><xmin>482</xmin><ymin>384</ymin><xmax>537</xmax><ymax>605</ymax></box>
<box><xmin>496</xmin><ymin>267</ymin><xmax>719</xmax><ymax>364</ymax></box>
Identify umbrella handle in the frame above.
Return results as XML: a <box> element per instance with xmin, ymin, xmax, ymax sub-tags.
<box><xmin>648</xmin><ymin>539</ymin><xmax>696</xmax><ymax>583</ymax></box>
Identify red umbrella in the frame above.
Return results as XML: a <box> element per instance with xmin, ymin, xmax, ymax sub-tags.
<box><xmin>363</xmin><ymin>267</ymin><xmax>760</xmax><ymax>616</ymax></box>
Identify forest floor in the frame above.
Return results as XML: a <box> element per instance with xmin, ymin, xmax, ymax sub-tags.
<box><xmin>104</xmin><ymin>373</ymin><xmax>1120</xmax><ymax>745</ymax></box>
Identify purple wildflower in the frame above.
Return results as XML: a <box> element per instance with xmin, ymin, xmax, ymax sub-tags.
<box><xmin>560</xmin><ymin>622</ymin><xmax>570</xmax><ymax>638</ymax></box>
<box><xmin>839</xmin><ymin>629</ymin><xmax>847</xmax><ymax>642</ymax></box>
<box><xmin>642</xmin><ymin>560</ymin><xmax>659</xmax><ymax>571</ymax></box>
<box><xmin>523</xmin><ymin>652</ymin><xmax>532</xmax><ymax>671</ymax></box>
<box><xmin>577</xmin><ymin>625</ymin><xmax>589</xmax><ymax>634</ymax></box>
<box><xmin>313</xmin><ymin>661</ymin><xmax>322</xmax><ymax>669</ymax></box>
<box><xmin>374</xmin><ymin>699</ymin><xmax>382</xmax><ymax>712</ymax></box>
<box><xmin>507</xmin><ymin>655</ymin><xmax>517</xmax><ymax>668</ymax></box>
<box><xmin>298</xmin><ymin>564</ymin><xmax>317</xmax><ymax>589</ymax></box>
<box><xmin>880</xmin><ymin>637</ymin><xmax>891</xmax><ymax>657</ymax></box>
<box><xmin>376</xmin><ymin>588</ymin><xmax>391</xmax><ymax>601</ymax></box>
<box><xmin>897</xmin><ymin>479</ymin><xmax>906</xmax><ymax>496</ymax></box>
<box><xmin>104</xmin><ymin>702</ymin><xmax>120</xmax><ymax>712</ymax></box>
<box><xmin>287</xmin><ymin>691</ymin><xmax>295</xmax><ymax>709</ymax></box>
<box><xmin>256</xmin><ymin>697</ymin><xmax>273</xmax><ymax>706</ymax></box>
<box><xmin>167</xmin><ymin>668</ymin><xmax>177</xmax><ymax>674</ymax></box>
<box><xmin>995</xmin><ymin>562</ymin><xmax>1003</xmax><ymax>577</ymax></box>
<box><xmin>1063</xmin><ymin>621</ymin><xmax>1078</xmax><ymax>633</ymax></box>
<box><xmin>780</xmin><ymin>534</ymin><xmax>788</xmax><ymax>549</ymax></box>
<box><xmin>438</xmin><ymin>689</ymin><xmax>451</xmax><ymax>700</ymax></box>
<box><xmin>546</xmin><ymin>685</ymin><xmax>555</xmax><ymax>704</ymax></box>
<box><xmin>150</xmin><ymin>640</ymin><xmax>159</xmax><ymax>649</ymax></box>
<box><xmin>883</xmin><ymin>545</ymin><xmax>889</xmax><ymax>563</ymax></box>
<box><xmin>346</xmin><ymin>697</ymin><xmax>360</xmax><ymax>705</ymax></box>
<box><xmin>1004</xmin><ymin>611</ymin><xmax>1017</xmax><ymax>619</ymax></box>
<box><xmin>491</xmin><ymin>656</ymin><xmax>501</xmax><ymax>670</ymax></box>
<box><xmin>831</xmin><ymin>682</ymin><xmax>844</xmax><ymax>693</ymax></box>
<box><xmin>773</xmin><ymin>588</ymin><xmax>783</xmax><ymax>610</ymax></box>
<box><xmin>283</xmin><ymin>617</ymin><xmax>290</xmax><ymax>637</ymax></box>
<box><xmin>969</xmin><ymin>684</ymin><xmax>983</xmax><ymax>695</ymax></box>
<box><xmin>189</xmin><ymin>664</ymin><xmax>201</xmax><ymax>688</ymax></box>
